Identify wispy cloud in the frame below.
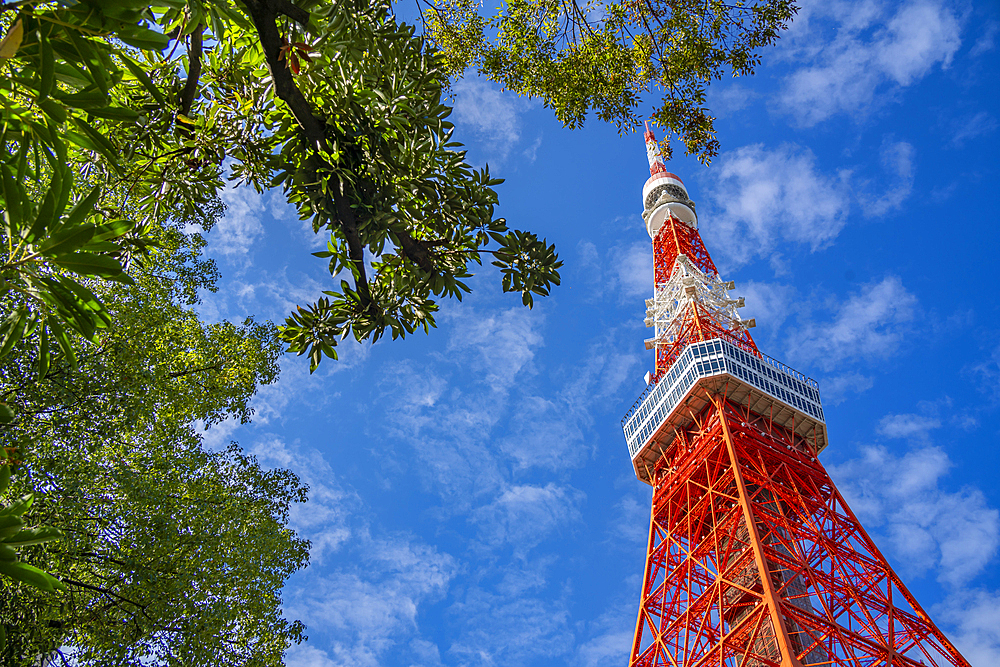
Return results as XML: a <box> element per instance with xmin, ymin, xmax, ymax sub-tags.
<box><xmin>777</xmin><ymin>0</ymin><xmax>962</xmax><ymax>126</ymax></box>
<box><xmin>938</xmin><ymin>588</ymin><xmax>1000</xmax><ymax>665</ymax></box>
<box><xmin>473</xmin><ymin>483</ymin><xmax>583</xmax><ymax>559</ymax></box>
<box><xmin>701</xmin><ymin>143</ymin><xmax>850</xmax><ymax>266</ymax></box>
<box><xmin>206</xmin><ymin>182</ymin><xmax>267</xmax><ymax>264</ymax></box>
<box><xmin>830</xmin><ymin>444</ymin><xmax>999</xmax><ymax>586</ymax></box>
<box><xmin>857</xmin><ymin>139</ymin><xmax>915</xmax><ymax>217</ymax></box>
<box><xmin>949</xmin><ymin>111</ymin><xmax>998</xmax><ymax>148</ymax></box>
<box><xmin>576</xmin><ymin>235</ymin><xmax>652</xmax><ymax>304</ymax></box>
<box><xmin>878</xmin><ymin>412</ymin><xmax>941</xmax><ymax>442</ymax></box>
<box><xmin>251</xmin><ymin>437</ymin><xmax>456</xmax><ymax>667</ymax></box>
<box><xmin>786</xmin><ymin>276</ymin><xmax>918</xmax><ymax>371</ymax></box>
<box><xmin>448</xmin><ymin>588</ymin><xmax>574</xmax><ymax>666</ymax></box>
<box><xmin>451</xmin><ymin>79</ymin><xmax>529</xmax><ymax>166</ymax></box>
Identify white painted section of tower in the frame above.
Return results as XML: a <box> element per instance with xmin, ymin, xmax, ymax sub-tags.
<box><xmin>645</xmin><ymin>133</ymin><xmax>668</xmax><ymax>175</ymax></box>
<box><xmin>643</xmin><ymin>254</ymin><xmax>750</xmax><ymax>351</ymax></box>
<box><xmin>644</xmin><ymin>199</ymin><xmax>697</xmax><ymax>237</ymax></box>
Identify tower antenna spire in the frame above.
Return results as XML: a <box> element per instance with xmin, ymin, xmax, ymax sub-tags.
<box><xmin>622</xmin><ymin>133</ymin><xmax>970</xmax><ymax>667</ymax></box>
<box><xmin>643</xmin><ymin>121</ymin><xmax>668</xmax><ymax>177</ymax></box>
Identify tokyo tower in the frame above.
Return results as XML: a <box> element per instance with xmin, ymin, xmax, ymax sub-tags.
<box><xmin>621</xmin><ymin>126</ymin><xmax>970</xmax><ymax>667</ymax></box>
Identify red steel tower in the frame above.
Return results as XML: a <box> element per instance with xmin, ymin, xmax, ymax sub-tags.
<box><xmin>622</xmin><ymin>127</ymin><xmax>970</xmax><ymax>667</ymax></box>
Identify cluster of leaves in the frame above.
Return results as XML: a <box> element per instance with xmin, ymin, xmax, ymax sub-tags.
<box><xmin>0</xmin><ymin>0</ymin><xmax>164</xmax><ymax>599</ymax></box>
<box><xmin>242</xmin><ymin>0</ymin><xmax>563</xmax><ymax>370</ymax></box>
<box><xmin>0</xmin><ymin>226</ymin><xmax>306</xmax><ymax>665</ymax></box>
<box><xmin>424</xmin><ymin>0</ymin><xmax>797</xmax><ymax>162</ymax></box>
<box><xmin>0</xmin><ymin>0</ymin><xmax>561</xmax><ymax>659</ymax></box>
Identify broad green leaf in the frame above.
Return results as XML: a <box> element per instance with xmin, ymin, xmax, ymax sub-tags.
<box><xmin>4</xmin><ymin>526</ymin><xmax>64</xmax><ymax>547</ymax></box>
<box><xmin>0</xmin><ymin>559</ymin><xmax>65</xmax><ymax>592</ymax></box>
<box><xmin>0</xmin><ymin>19</ymin><xmax>22</xmax><ymax>59</ymax></box>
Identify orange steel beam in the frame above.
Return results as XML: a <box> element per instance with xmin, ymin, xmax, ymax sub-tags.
<box><xmin>627</xmin><ymin>392</ymin><xmax>970</xmax><ymax>667</ymax></box>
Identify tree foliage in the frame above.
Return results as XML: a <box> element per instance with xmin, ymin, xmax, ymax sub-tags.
<box><xmin>424</xmin><ymin>0</ymin><xmax>797</xmax><ymax>162</ymax></box>
<box><xmin>0</xmin><ymin>218</ymin><xmax>308</xmax><ymax>665</ymax></box>
<box><xmin>0</xmin><ymin>0</ymin><xmax>563</xmax><ymax>658</ymax></box>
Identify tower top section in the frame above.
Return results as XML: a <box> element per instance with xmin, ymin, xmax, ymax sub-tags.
<box><xmin>641</xmin><ymin>123</ymin><xmax>698</xmax><ymax>236</ymax></box>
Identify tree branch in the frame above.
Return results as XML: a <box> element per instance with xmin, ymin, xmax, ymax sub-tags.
<box><xmin>240</xmin><ymin>0</ymin><xmax>326</xmax><ymax>148</ymax></box>
<box><xmin>393</xmin><ymin>229</ymin><xmax>436</xmax><ymax>273</ymax></box>
<box><xmin>179</xmin><ymin>24</ymin><xmax>204</xmax><ymax>117</ymax></box>
<box><xmin>240</xmin><ymin>0</ymin><xmax>378</xmax><ymax>310</ymax></box>
<box><xmin>271</xmin><ymin>0</ymin><xmax>310</xmax><ymax>25</ymax></box>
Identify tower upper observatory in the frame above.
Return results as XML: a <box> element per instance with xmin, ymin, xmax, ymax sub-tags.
<box><xmin>641</xmin><ymin>122</ymin><xmax>697</xmax><ymax>237</ymax></box>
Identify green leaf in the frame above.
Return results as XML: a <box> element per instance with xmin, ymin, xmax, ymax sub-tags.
<box><xmin>53</xmin><ymin>252</ymin><xmax>124</xmax><ymax>278</ymax></box>
<box><xmin>116</xmin><ymin>26</ymin><xmax>171</xmax><ymax>51</ymax></box>
<box><xmin>38</xmin><ymin>98</ymin><xmax>67</xmax><ymax>124</ymax></box>
<box><xmin>37</xmin><ymin>28</ymin><xmax>55</xmax><ymax>101</ymax></box>
<box><xmin>46</xmin><ymin>317</ymin><xmax>77</xmax><ymax>371</ymax></box>
<box><xmin>0</xmin><ymin>164</ymin><xmax>23</xmax><ymax>236</ymax></box>
<box><xmin>1</xmin><ymin>494</ymin><xmax>33</xmax><ymax>519</ymax></box>
<box><xmin>36</xmin><ymin>323</ymin><xmax>49</xmax><ymax>378</ymax></box>
<box><xmin>0</xmin><ymin>515</ymin><xmax>21</xmax><ymax>539</ymax></box>
<box><xmin>29</xmin><ymin>169</ymin><xmax>63</xmax><ymax>241</ymax></box>
<box><xmin>119</xmin><ymin>52</ymin><xmax>166</xmax><ymax>105</ymax></box>
<box><xmin>87</xmin><ymin>105</ymin><xmax>141</xmax><ymax>121</ymax></box>
<box><xmin>62</xmin><ymin>184</ymin><xmax>101</xmax><ymax>228</ymax></box>
<box><xmin>0</xmin><ymin>403</ymin><xmax>13</xmax><ymax>424</ymax></box>
<box><xmin>0</xmin><ymin>559</ymin><xmax>65</xmax><ymax>592</ymax></box>
<box><xmin>70</xmin><ymin>118</ymin><xmax>121</xmax><ymax>174</ymax></box>
<box><xmin>38</xmin><ymin>224</ymin><xmax>96</xmax><ymax>255</ymax></box>
<box><xmin>0</xmin><ymin>307</ymin><xmax>29</xmax><ymax>360</ymax></box>
<box><xmin>4</xmin><ymin>526</ymin><xmax>63</xmax><ymax>547</ymax></box>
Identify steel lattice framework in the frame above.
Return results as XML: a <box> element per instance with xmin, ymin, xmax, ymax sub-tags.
<box><xmin>624</xmin><ymin>128</ymin><xmax>970</xmax><ymax>667</ymax></box>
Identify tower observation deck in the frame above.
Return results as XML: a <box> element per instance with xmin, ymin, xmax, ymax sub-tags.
<box><xmin>622</xmin><ymin>126</ymin><xmax>970</xmax><ymax>667</ymax></box>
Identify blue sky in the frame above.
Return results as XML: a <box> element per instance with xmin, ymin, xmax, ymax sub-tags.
<box><xmin>196</xmin><ymin>0</ymin><xmax>999</xmax><ymax>664</ymax></box>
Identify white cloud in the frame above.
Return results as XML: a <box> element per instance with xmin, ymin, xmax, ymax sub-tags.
<box><xmin>286</xmin><ymin>644</ymin><xmax>337</xmax><ymax>667</ymax></box>
<box><xmin>473</xmin><ymin>483</ymin><xmax>583</xmax><ymax>559</ymax></box>
<box><xmin>818</xmin><ymin>371</ymin><xmax>875</xmax><ymax>404</ymax></box>
<box><xmin>609</xmin><ymin>242</ymin><xmax>653</xmax><ymax>300</ymax></box>
<box><xmin>523</xmin><ymin>135</ymin><xmax>543</xmax><ymax>163</ymax></box>
<box><xmin>971</xmin><ymin>342</ymin><xmax>1000</xmax><ymax>403</ymax></box>
<box><xmin>270</xmin><ymin>189</ymin><xmax>327</xmax><ymax>250</ymax></box>
<box><xmin>950</xmin><ymin>111</ymin><xmax>998</xmax><ymax>148</ymax></box>
<box><xmin>878</xmin><ymin>412</ymin><xmax>941</xmax><ymax>442</ymax></box>
<box><xmin>970</xmin><ymin>20</ymin><xmax>997</xmax><ymax>57</ymax></box>
<box><xmin>208</xmin><ymin>182</ymin><xmax>266</xmax><ymax>262</ymax></box>
<box><xmin>251</xmin><ymin>437</ymin><xmax>358</xmax><ymax>563</ymax></box>
<box><xmin>242</xmin><ymin>436</ymin><xmax>460</xmax><ymax>667</ymax></box>
<box><xmin>830</xmin><ymin>445</ymin><xmax>1000</xmax><ymax>586</ymax></box>
<box><xmin>608</xmin><ymin>492</ymin><xmax>649</xmax><ymax>547</ymax></box>
<box><xmin>740</xmin><ymin>280</ymin><xmax>797</xmax><ymax>334</ymax></box>
<box><xmin>448</xmin><ymin>589</ymin><xmax>574</xmax><ymax>666</ymax></box>
<box><xmin>786</xmin><ymin>276</ymin><xmax>917</xmax><ymax>370</ymax></box>
<box><xmin>938</xmin><ymin>588</ymin><xmax>1000</xmax><ymax>665</ymax></box>
<box><xmin>445</xmin><ymin>306</ymin><xmax>544</xmax><ymax>394</ymax></box>
<box><xmin>576</xmin><ymin>235</ymin><xmax>653</xmax><ymax>304</ymax></box>
<box><xmin>576</xmin><ymin>604</ymin><xmax>636</xmax><ymax>667</ymax></box>
<box><xmin>286</xmin><ymin>537</ymin><xmax>457</xmax><ymax>667</ymax></box>
<box><xmin>778</xmin><ymin>0</ymin><xmax>962</xmax><ymax>126</ymax></box>
<box><xmin>202</xmin><ymin>266</ymin><xmax>327</xmax><ymax>324</ymax></box>
<box><xmin>451</xmin><ymin>79</ymin><xmax>527</xmax><ymax>165</ymax></box>
<box><xmin>706</xmin><ymin>83</ymin><xmax>758</xmax><ymax>118</ymax></box>
<box><xmin>858</xmin><ymin>139</ymin><xmax>915</xmax><ymax>217</ymax></box>
<box><xmin>701</xmin><ymin>144</ymin><xmax>850</xmax><ymax>266</ymax></box>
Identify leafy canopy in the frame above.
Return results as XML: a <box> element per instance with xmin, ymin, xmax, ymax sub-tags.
<box><xmin>1</xmin><ymin>192</ymin><xmax>307</xmax><ymax>665</ymax></box>
<box><xmin>0</xmin><ymin>0</ymin><xmax>561</xmax><ymax>601</ymax></box>
<box><xmin>424</xmin><ymin>0</ymin><xmax>797</xmax><ymax>162</ymax></box>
